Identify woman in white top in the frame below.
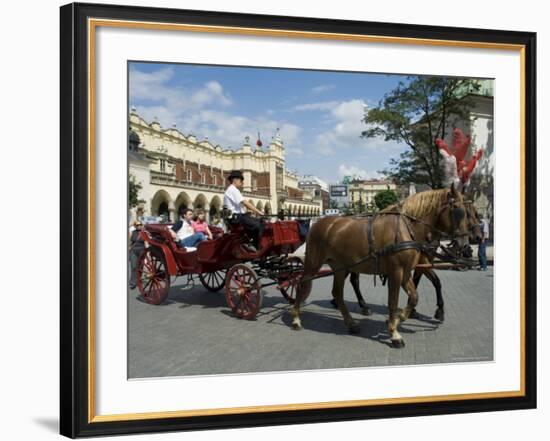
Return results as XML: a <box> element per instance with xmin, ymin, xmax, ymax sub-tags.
<box><xmin>223</xmin><ymin>170</ymin><xmax>264</xmax><ymax>251</ymax></box>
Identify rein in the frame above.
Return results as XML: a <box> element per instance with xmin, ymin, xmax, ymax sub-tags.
<box><xmin>296</xmin><ymin>202</ymin><xmax>475</xmax><ymax>286</ymax></box>
<box><xmin>380</xmin><ymin>198</ymin><xmax>470</xmax><ymax>241</ymax></box>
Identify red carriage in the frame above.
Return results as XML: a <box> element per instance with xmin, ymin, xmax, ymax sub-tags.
<box><xmin>136</xmin><ymin>218</ymin><xmax>308</xmax><ymax>319</ymax></box>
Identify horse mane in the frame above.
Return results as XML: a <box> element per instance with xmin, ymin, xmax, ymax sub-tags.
<box><xmin>400</xmin><ymin>188</ymin><xmax>450</xmax><ymax>218</ymax></box>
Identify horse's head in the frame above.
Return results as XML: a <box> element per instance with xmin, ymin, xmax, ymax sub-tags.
<box><xmin>435</xmin><ymin>183</ymin><xmax>471</xmax><ymax>252</ymax></box>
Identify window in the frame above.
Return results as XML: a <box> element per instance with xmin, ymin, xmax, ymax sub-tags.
<box><xmin>201</xmin><ymin>173</ymin><xmax>206</xmax><ymax>184</ymax></box>
<box><xmin>252</xmin><ymin>178</ymin><xmax>258</xmax><ymax>191</ymax></box>
<box><xmin>159</xmin><ymin>159</ymin><xmax>166</xmax><ymax>172</ymax></box>
<box><xmin>186</xmin><ymin>169</ymin><xmax>192</xmax><ymax>182</ymax></box>
<box><xmin>212</xmin><ymin>175</ymin><xmax>217</xmax><ymax>186</ymax></box>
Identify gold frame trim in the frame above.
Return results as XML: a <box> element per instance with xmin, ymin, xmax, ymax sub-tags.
<box><xmin>87</xmin><ymin>18</ymin><xmax>527</xmax><ymax>423</ymax></box>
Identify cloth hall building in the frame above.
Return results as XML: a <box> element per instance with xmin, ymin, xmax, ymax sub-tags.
<box><xmin>128</xmin><ymin>110</ymin><xmax>322</xmax><ymax>222</ymax></box>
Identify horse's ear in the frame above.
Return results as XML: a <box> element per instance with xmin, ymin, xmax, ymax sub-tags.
<box><xmin>449</xmin><ymin>182</ymin><xmax>461</xmax><ymax>197</ymax></box>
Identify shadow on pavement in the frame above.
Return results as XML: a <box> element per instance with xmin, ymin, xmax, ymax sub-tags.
<box><xmin>286</xmin><ymin>299</ymin><xmax>439</xmax><ymax>347</ymax></box>
<box><xmin>132</xmin><ymin>283</ymin><xmax>296</xmax><ymax>313</ymax></box>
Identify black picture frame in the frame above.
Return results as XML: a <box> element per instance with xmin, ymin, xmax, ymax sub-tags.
<box><xmin>60</xmin><ymin>2</ymin><xmax>537</xmax><ymax>438</ymax></box>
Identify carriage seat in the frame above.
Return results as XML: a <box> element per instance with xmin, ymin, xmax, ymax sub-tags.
<box><xmin>143</xmin><ymin>224</ymin><xmax>194</xmax><ymax>254</ymax></box>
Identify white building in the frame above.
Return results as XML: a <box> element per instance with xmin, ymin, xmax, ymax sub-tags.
<box><xmin>128</xmin><ymin>110</ymin><xmax>322</xmax><ymax>222</ymax></box>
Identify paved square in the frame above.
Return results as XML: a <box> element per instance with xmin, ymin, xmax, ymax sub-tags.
<box><xmin>128</xmin><ymin>267</ymin><xmax>493</xmax><ymax>378</ymax></box>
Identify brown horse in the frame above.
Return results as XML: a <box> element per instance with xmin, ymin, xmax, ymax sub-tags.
<box><xmin>291</xmin><ymin>184</ymin><xmax>470</xmax><ymax>348</ymax></box>
<box><xmin>409</xmin><ymin>200</ymin><xmax>482</xmax><ymax>320</ymax></box>
<box><xmin>338</xmin><ymin>199</ymin><xmax>482</xmax><ymax>321</ymax></box>
<box><xmin>338</xmin><ymin>198</ymin><xmax>482</xmax><ymax>321</ymax></box>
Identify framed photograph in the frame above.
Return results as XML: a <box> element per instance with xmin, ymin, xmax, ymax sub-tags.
<box><xmin>60</xmin><ymin>2</ymin><xmax>536</xmax><ymax>438</ymax></box>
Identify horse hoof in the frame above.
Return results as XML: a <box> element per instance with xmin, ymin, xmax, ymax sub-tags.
<box><xmin>434</xmin><ymin>309</ymin><xmax>445</xmax><ymax>322</ymax></box>
<box><xmin>292</xmin><ymin>323</ymin><xmax>303</xmax><ymax>331</ymax></box>
<box><xmin>361</xmin><ymin>307</ymin><xmax>372</xmax><ymax>316</ymax></box>
<box><xmin>391</xmin><ymin>339</ymin><xmax>405</xmax><ymax>349</ymax></box>
<box><xmin>348</xmin><ymin>323</ymin><xmax>361</xmax><ymax>334</ymax></box>
<box><xmin>409</xmin><ymin>309</ymin><xmax>420</xmax><ymax>319</ymax></box>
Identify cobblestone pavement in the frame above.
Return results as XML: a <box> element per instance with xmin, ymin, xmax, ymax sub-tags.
<box><xmin>128</xmin><ymin>267</ymin><xmax>493</xmax><ymax>378</ymax></box>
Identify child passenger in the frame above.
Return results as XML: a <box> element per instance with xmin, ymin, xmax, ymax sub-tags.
<box><xmin>192</xmin><ymin>209</ymin><xmax>213</xmax><ymax>240</ymax></box>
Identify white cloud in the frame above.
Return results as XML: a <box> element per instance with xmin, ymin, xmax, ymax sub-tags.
<box><xmin>180</xmin><ymin>109</ymin><xmax>302</xmax><ymax>149</ymax></box>
<box><xmin>279</xmin><ymin>123</ymin><xmax>301</xmax><ymax>145</ymax></box>
<box><xmin>292</xmin><ymin>101</ymin><xmax>339</xmax><ymax>112</ymax></box>
<box><xmin>129</xmin><ymin>67</ymin><xmax>176</xmax><ymax>102</ymax></box>
<box><xmin>337</xmin><ymin>164</ymin><xmax>383</xmax><ymax>180</ymax></box>
<box><xmin>310</xmin><ymin>99</ymin><xmax>404</xmax><ymax>156</ymax></box>
<box><xmin>314</xmin><ymin>99</ymin><xmax>366</xmax><ymax>155</ymax></box>
<box><xmin>130</xmin><ymin>67</ymin><xmax>301</xmax><ymax>149</ymax></box>
<box><xmin>311</xmin><ymin>84</ymin><xmax>335</xmax><ymax>94</ymax></box>
<box><xmin>286</xmin><ymin>147</ymin><xmax>304</xmax><ymax>157</ymax></box>
<box><xmin>129</xmin><ymin>67</ymin><xmax>232</xmax><ymax>119</ymax></box>
<box><xmin>190</xmin><ymin>81</ymin><xmax>232</xmax><ymax>107</ymax></box>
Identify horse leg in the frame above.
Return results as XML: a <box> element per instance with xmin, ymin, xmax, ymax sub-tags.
<box><xmin>291</xmin><ymin>246</ymin><xmax>322</xmax><ymax>331</ymax></box>
<box><xmin>332</xmin><ymin>271</ymin><xmax>360</xmax><ymax>334</ymax></box>
<box><xmin>409</xmin><ymin>268</ymin><xmax>423</xmax><ymax>319</ymax></box>
<box><xmin>424</xmin><ymin>269</ymin><xmax>444</xmax><ymax>321</ymax></box>
<box><xmin>398</xmin><ymin>274</ymin><xmax>419</xmax><ymax>323</ymax></box>
<box><xmin>330</xmin><ymin>270</ymin><xmax>347</xmax><ymax>309</ymax></box>
<box><xmin>387</xmin><ymin>269</ymin><xmax>405</xmax><ymax>348</ymax></box>
<box><xmin>330</xmin><ymin>272</ymin><xmax>372</xmax><ymax>316</ymax></box>
<box><xmin>350</xmin><ymin>272</ymin><xmax>372</xmax><ymax>316</ymax></box>
<box><xmin>291</xmin><ymin>272</ymin><xmax>312</xmax><ymax>330</ymax></box>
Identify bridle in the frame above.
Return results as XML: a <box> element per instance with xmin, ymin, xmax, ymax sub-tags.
<box><xmin>439</xmin><ymin>197</ymin><xmax>470</xmax><ymax>241</ymax></box>
<box><xmin>382</xmin><ymin>196</ymin><xmax>470</xmax><ymax>242</ymax></box>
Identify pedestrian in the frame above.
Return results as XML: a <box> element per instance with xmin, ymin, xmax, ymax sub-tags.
<box><xmin>170</xmin><ymin>208</ymin><xmax>207</xmax><ymax>248</ymax></box>
<box><xmin>478</xmin><ymin>214</ymin><xmax>490</xmax><ymax>271</ymax></box>
<box><xmin>223</xmin><ymin>170</ymin><xmax>264</xmax><ymax>252</ymax></box>
<box><xmin>129</xmin><ymin>221</ymin><xmax>145</xmax><ymax>289</ymax></box>
<box><xmin>136</xmin><ymin>206</ymin><xmax>144</xmax><ymax>223</ymax></box>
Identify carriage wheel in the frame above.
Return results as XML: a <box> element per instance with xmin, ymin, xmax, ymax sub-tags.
<box><xmin>278</xmin><ymin>256</ymin><xmax>306</xmax><ymax>304</ymax></box>
<box><xmin>225</xmin><ymin>264</ymin><xmax>263</xmax><ymax>320</ymax></box>
<box><xmin>137</xmin><ymin>248</ymin><xmax>171</xmax><ymax>305</ymax></box>
<box><xmin>199</xmin><ymin>269</ymin><xmax>228</xmax><ymax>292</ymax></box>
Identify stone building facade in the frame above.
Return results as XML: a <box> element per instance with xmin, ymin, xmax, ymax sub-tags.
<box><xmin>297</xmin><ymin>175</ymin><xmax>330</xmax><ymax>214</ymax></box>
<box><xmin>348</xmin><ymin>179</ymin><xmax>397</xmax><ymax>211</ymax></box>
<box><xmin>128</xmin><ymin>110</ymin><xmax>321</xmax><ymax>222</ymax></box>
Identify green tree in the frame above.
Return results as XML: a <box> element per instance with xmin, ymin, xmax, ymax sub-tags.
<box><xmin>362</xmin><ymin>76</ymin><xmax>480</xmax><ymax>189</ymax></box>
<box><xmin>374</xmin><ymin>189</ymin><xmax>398</xmax><ymax>211</ymax></box>
<box><xmin>129</xmin><ymin>174</ymin><xmax>145</xmax><ymax>208</ymax></box>
<box><xmin>355</xmin><ymin>196</ymin><xmax>366</xmax><ymax>214</ymax></box>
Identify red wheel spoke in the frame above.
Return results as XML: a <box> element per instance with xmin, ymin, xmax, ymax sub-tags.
<box><xmin>137</xmin><ymin>250</ymin><xmax>170</xmax><ymax>305</ymax></box>
<box><xmin>224</xmin><ymin>264</ymin><xmax>262</xmax><ymax>319</ymax></box>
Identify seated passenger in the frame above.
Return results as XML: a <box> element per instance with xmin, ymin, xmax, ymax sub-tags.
<box><xmin>191</xmin><ymin>209</ymin><xmax>213</xmax><ymax>240</ymax></box>
<box><xmin>170</xmin><ymin>208</ymin><xmax>207</xmax><ymax>248</ymax></box>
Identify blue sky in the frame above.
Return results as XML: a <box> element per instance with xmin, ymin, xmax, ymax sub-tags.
<box><xmin>129</xmin><ymin>62</ymin><xmax>409</xmax><ymax>183</ymax></box>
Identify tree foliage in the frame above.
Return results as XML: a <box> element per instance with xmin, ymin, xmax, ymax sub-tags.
<box><xmin>374</xmin><ymin>189</ymin><xmax>398</xmax><ymax>211</ymax></box>
<box><xmin>129</xmin><ymin>174</ymin><xmax>145</xmax><ymax>208</ymax></box>
<box><xmin>362</xmin><ymin>76</ymin><xmax>480</xmax><ymax>189</ymax></box>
